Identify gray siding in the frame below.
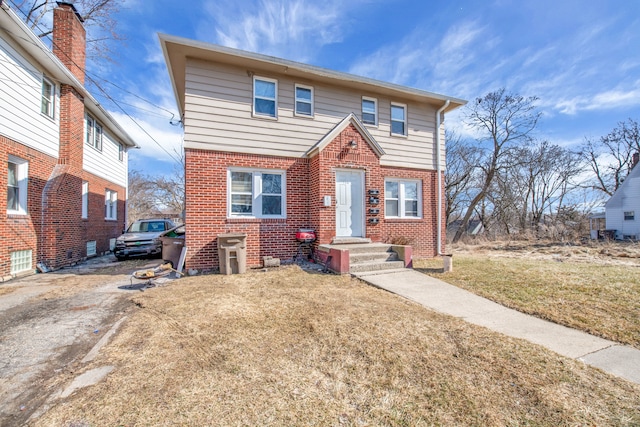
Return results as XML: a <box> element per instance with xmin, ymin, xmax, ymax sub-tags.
<box><xmin>183</xmin><ymin>59</ymin><xmax>442</xmax><ymax>170</ymax></box>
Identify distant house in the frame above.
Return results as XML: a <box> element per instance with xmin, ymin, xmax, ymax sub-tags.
<box><xmin>160</xmin><ymin>34</ymin><xmax>466</xmax><ymax>272</ymax></box>
<box><xmin>605</xmin><ymin>154</ymin><xmax>640</xmax><ymax>240</ymax></box>
<box><xmin>0</xmin><ymin>2</ymin><xmax>138</xmax><ymax>278</ymax></box>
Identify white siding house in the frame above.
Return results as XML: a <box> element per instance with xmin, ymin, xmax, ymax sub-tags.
<box><xmin>606</xmin><ymin>160</ymin><xmax>640</xmax><ymax>240</ymax></box>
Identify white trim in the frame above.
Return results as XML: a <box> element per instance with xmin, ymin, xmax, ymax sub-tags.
<box><xmin>390</xmin><ymin>102</ymin><xmax>407</xmax><ymax>137</ymax></box>
<box><xmin>105</xmin><ymin>189</ymin><xmax>117</xmax><ymax>220</ymax></box>
<box><xmin>252</xmin><ymin>76</ymin><xmax>278</xmax><ymax>119</ymax></box>
<box><xmin>305</xmin><ymin>113</ymin><xmax>385</xmax><ymax>158</ymax></box>
<box><xmin>294</xmin><ymin>83</ymin><xmax>314</xmax><ymax>117</ymax></box>
<box><xmin>7</xmin><ymin>155</ymin><xmax>28</xmax><ymax>215</ymax></box>
<box><xmin>361</xmin><ymin>96</ymin><xmax>378</xmax><ymax>126</ymax></box>
<box><xmin>10</xmin><ymin>249</ymin><xmax>32</xmax><ymax>274</ymax></box>
<box><xmin>384</xmin><ymin>178</ymin><xmax>422</xmax><ymax>219</ymax></box>
<box><xmin>41</xmin><ymin>76</ymin><xmax>55</xmax><ymax>119</ymax></box>
<box><xmin>227</xmin><ymin>167</ymin><xmax>286</xmax><ymax>219</ymax></box>
<box><xmin>81</xmin><ymin>181</ymin><xmax>88</xmax><ymax>219</ymax></box>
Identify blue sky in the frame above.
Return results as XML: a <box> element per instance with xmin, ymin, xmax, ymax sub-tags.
<box><xmin>83</xmin><ymin>0</ymin><xmax>640</xmax><ymax>176</ymax></box>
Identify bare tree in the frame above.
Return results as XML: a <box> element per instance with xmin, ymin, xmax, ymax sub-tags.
<box><xmin>14</xmin><ymin>0</ymin><xmax>124</xmax><ymax>60</ymax></box>
<box><xmin>127</xmin><ymin>167</ymin><xmax>185</xmax><ymax>226</ymax></box>
<box><xmin>452</xmin><ymin>88</ymin><xmax>541</xmax><ymax>243</ymax></box>
<box><xmin>445</xmin><ymin>131</ymin><xmax>481</xmax><ymax>226</ymax></box>
<box><xmin>581</xmin><ymin>118</ymin><xmax>640</xmax><ymax>196</ymax></box>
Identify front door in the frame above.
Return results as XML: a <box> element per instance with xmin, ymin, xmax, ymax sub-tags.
<box><xmin>335</xmin><ymin>170</ymin><xmax>364</xmax><ymax>237</ymax></box>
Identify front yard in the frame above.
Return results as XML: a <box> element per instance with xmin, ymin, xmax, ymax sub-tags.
<box><xmin>35</xmin><ymin>262</ymin><xmax>639</xmax><ymax>426</ymax></box>
<box><xmin>415</xmin><ymin>240</ymin><xmax>640</xmax><ymax>349</ymax></box>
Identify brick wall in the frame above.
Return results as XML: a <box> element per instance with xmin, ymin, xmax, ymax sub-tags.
<box><xmin>184</xmin><ymin>123</ymin><xmax>445</xmax><ymax>271</ymax></box>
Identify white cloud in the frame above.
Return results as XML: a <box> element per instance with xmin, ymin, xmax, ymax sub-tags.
<box><xmin>199</xmin><ymin>0</ymin><xmax>362</xmax><ymax>62</ymax></box>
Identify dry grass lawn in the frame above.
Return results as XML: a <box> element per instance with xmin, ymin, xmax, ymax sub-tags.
<box><xmin>415</xmin><ymin>241</ymin><xmax>640</xmax><ymax>348</ymax></box>
<box><xmin>35</xmin><ymin>266</ymin><xmax>640</xmax><ymax>426</ymax></box>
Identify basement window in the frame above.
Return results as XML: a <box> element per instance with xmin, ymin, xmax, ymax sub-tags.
<box><xmin>10</xmin><ymin>249</ymin><xmax>32</xmax><ymax>275</ymax></box>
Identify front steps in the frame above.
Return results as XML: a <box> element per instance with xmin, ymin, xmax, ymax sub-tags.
<box><xmin>318</xmin><ymin>243</ymin><xmax>410</xmax><ymax>274</ymax></box>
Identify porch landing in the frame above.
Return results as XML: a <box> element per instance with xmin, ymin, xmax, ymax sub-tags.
<box><xmin>317</xmin><ymin>242</ymin><xmax>412</xmax><ymax>274</ymax></box>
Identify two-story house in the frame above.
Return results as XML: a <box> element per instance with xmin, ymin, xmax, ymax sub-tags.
<box><xmin>0</xmin><ymin>2</ymin><xmax>138</xmax><ymax>279</ymax></box>
<box><xmin>160</xmin><ymin>34</ymin><xmax>465</xmax><ymax>273</ymax></box>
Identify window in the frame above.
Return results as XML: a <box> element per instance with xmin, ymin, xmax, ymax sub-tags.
<box><xmin>10</xmin><ymin>249</ymin><xmax>32</xmax><ymax>275</ymax></box>
<box><xmin>105</xmin><ymin>189</ymin><xmax>117</xmax><ymax>220</ymax></box>
<box><xmin>7</xmin><ymin>156</ymin><xmax>28</xmax><ymax>215</ymax></box>
<box><xmin>362</xmin><ymin>97</ymin><xmax>377</xmax><ymax>125</ymax></box>
<box><xmin>228</xmin><ymin>169</ymin><xmax>285</xmax><ymax>218</ymax></box>
<box><xmin>81</xmin><ymin>181</ymin><xmax>88</xmax><ymax>219</ymax></box>
<box><xmin>253</xmin><ymin>76</ymin><xmax>277</xmax><ymax>118</ymax></box>
<box><xmin>86</xmin><ymin>114</ymin><xmax>103</xmax><ymax>151</ymax></box>
<box><xmin>295</xmin><ymin>84</ymin><xmax>313</xmax><ymax>116</ymax></box>
<box><xmin>391</xmin><ymin>103</ymin><xmax>407</xmax><ymax>136</ymax></box>
<box><xmin>385</xmin><ymin>179</ymin><xmax>421</xmax><ymax>218</ymax></box>
<box><xmin>118</xmin><ymin>143</ymin><xmax>124</xmax><ymax>161</ymax></box>
<box><xmin>41</xmin><ymin>77</ymin><xmax>55</xmax><ymax>118</ymax></box>
<box><xmin>624</xmin><ymin>211</ymin><xmax>635</xmax><ymax>221</ymax></box>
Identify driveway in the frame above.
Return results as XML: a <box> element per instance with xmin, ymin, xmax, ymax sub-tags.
<box><xmin>0</xmin><ymin>256</ymin><xmax>160</xmax><ymax>426</ymax></box>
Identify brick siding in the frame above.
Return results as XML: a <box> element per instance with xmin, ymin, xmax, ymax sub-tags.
<box><xmin>184</xmin><ymin>123</ymin><xmax>445</xmax><ymax>271</ymax></box>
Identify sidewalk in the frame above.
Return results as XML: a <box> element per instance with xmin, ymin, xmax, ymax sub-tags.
<box><xmin>353</xmin><ymin>269</ymin><xmax>640</xmax><ymax>385</ymax></box>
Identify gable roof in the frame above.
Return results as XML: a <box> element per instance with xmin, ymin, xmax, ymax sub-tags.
<box><xmin>158</xmin><ymin>33</ymin><xmax>467</xmax><ymax>120</ymax></box>
<box><xmin>306</xmin><ymin>113</ymin><xmax>385</xmax><ymax>158</ymax></box>
<box><xmin>606</xmin><ymin>161</ymin><xmax>640</xmax><ymax>209</ymax></box>
<box><xmin>0</xmin><ymin>2</ymin><xmax>138</xmax><ymax>148</ymax></box>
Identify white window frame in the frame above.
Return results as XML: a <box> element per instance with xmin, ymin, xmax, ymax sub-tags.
<box><xmin>362</xmin><ymin>96</ymin><xmax>378</xmax><ymax>126</ymax></box>
<box><xmin>227</xmin><ymin>168</ymin><xmax>286</xmax><ymax>219</ymax></box>
<box><xmin>81</xmin><ymin>181</ymin><xmax>89</xmax><ymax>219</ymax></box>
<box><xmin>390</xmin><ymin>102</ymin><xmax>407</xmax><ymax>136</ymax></box>
<box><xmin>41</xmin><ymin>76</ymin><xmax>55</xmax><ymax>119</ymax></box>
<box><xmin>253</xmin><ymin>76</ymin><xmax>278</xmax><ymax>119</ymax></box>
<box><xmin>294</xmin><ymin>84</ymin><xmax>314</xmax><ymax>117</ymax></box>
<box><xmin>105</xmin><ymin>189</ymin><xmax>117</xmax><ymax>220</ymax></box>
<box><xmin>624</xmin><ymin>211</ymin><xmax>635</xmax><ymax>221</ymax></box>
<box><xmin>86</xmin><ymin>114</ymin><xmax>103</xmax><ymax>151</ymax></box>
<box><xmin>118</xmin><ymin>143</ymin><xmax>124</xmax><ymax>161</ymax></box>
<box><xmin>7</xmin><ymin>155</ymin><xmax>28</xmax><ymax>215</ymax></box>
<box><xmin>384</xmin><ymin>178</ymin><xmax>422</xmax><ymax>219</ymax></box>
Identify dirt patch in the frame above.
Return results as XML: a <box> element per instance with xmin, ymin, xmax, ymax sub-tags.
<box><xmin>0</xmin><ymin>256</ymin><xmax>160</xmax><ymax>426</ymax></box>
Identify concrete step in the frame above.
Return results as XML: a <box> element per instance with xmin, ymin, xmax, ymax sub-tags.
<box><xmin>329</xmin><ymin>243</ymin><xmax>393</xmax><ymax>254</ymax></box>
<box><xmin>349</xmin><ymin>251</ymin><xmax>399</xmax><ymax>264</ymax></box>
<box><xmin>349</xmin><ymin>260</ymin><xmax>406</xmax><ymax>273</ymax></box>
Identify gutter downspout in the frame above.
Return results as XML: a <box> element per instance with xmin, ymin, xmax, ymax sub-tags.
<box><xmin>435</xmin><ymin>100</ymin><xmax>450</xmax><ymax>256</ymax></box>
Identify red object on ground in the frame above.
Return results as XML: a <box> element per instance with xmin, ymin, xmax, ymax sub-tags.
<box><xmin>296</xmin><ymin>229</ymin><xmax>316</xmax><ymax>243</ymax></box>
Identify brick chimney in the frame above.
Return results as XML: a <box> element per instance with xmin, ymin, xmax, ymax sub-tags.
<box><xmin>52</xmin><ymin>2</ymin><xmax>86</xmax><ymax>84</ymax></box>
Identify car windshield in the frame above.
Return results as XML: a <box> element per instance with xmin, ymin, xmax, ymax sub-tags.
<box><xmin>128</xmin><ymin>221</ymin><xmax>166</xmax><ymax>233</ymax></box>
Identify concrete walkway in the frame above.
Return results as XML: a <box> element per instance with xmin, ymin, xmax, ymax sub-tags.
<box><xmin>353</xmin><ymin>269</ymin><xmax>640</xmax><ymax>385</ymax></box>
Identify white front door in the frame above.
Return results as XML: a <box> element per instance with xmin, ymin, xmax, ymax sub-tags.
<box><xmin>335</xmin><ymin>170</ymin><xmax>364</xmax><ymax>237</ymax></box>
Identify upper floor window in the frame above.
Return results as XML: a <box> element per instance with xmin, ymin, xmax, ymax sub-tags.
<box><xmin>295</xmin><ymin>84</ymin><xmax>313</xmax><ymax>117</ymax></box>
<box><xmin>118</xmin><ymin>143</ymin><xmax>124</xmax><ymax>161</ymax></box>
<box><xmin>385</xmin><ymin>179</ymin><xmax>421</xmax><ymax>218</ymax></box>
<box><xmin>362</xmin><ymin>97</ymin><xmax>377</xmax><ymax>126</ymax></box>
<box><xmin>105</xmin><ymin>189</ymin><xmax>117</xmax><ymax>220</ymax></box>
<box><xmin>228</xmin><ymin>169</ymin><xmax>286</xmax><ymax>218</ymax></box>
<box><xmin>391</xmin><ymin>103</ymin><xmax>407</xmax><ymax>136</ymax></box>
<box><xmin>7</xmin><ymin>155</ymin><xmax>28</xmax><ymax>215</ymax></box>
<box><xmin>624</xmin><ymin>211</ymin><xmax>635</xmax><ymax>221</ymax></box>
<box><xmin>86</xmin><ymin>114</ymin><xmax>103</xmax><ymax>151</ymax></box>
<box><xmin>41</xmin><ymin>77</ymin><xmax>55</xmax><ymax>119</ymax></box>
<box><xmin>253</xmin><ymin>76</ymin><xmax>277</xmax><ymax>118</ymax></box>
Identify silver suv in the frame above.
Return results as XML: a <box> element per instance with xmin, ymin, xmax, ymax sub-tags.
<box><xmin>114</xmin><ymin>219</ymin><xmax>176</xmax><ymax>261</ymax></box>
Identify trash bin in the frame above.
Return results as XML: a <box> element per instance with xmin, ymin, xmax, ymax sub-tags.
<box><xmin>161</xmin><ymin>225</ymin><xmax>185</xmax><ymax>269</ymax></box>
<box><xmin>217</xmin><ymin>233</ymin><xmax>247</xmax><ymax>275</ymax></box>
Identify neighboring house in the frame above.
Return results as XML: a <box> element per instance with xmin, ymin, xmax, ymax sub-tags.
<box><xmin>605</xmin><ymin>154</ymin><xmax>640</xmax><ymax>240</ymax></box>
<box><xmin>0</xmin><ymin>2</ymin><xmax>138</xmax><ymax>278</ymax></box>
<box><xmin>160</xmin><ymin>34</ymin><xmax>466</xmax><ymax>271</ymax></box>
